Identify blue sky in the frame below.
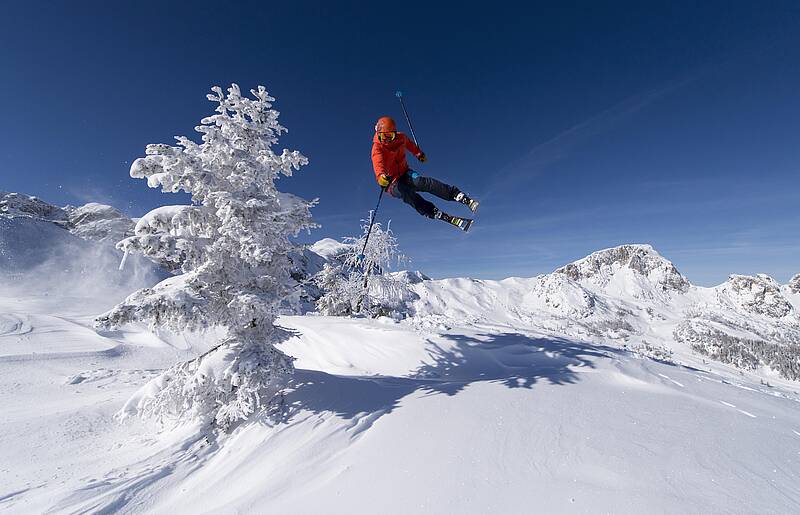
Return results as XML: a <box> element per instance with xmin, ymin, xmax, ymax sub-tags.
<box><xmin>1</xmin><ymin>1</ymin><xmax>798</xmax><ymax>285</ymax></box>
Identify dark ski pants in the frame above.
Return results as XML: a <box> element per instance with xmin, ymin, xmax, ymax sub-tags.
<box><xmin>388</xmin><ymin>172</ymin><xmax>459</xmax><ymax>218</ymax></box>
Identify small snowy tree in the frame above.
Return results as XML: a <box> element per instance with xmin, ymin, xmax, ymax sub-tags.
<box><xmin>97</xmin><ymin>84</ymin><xmax>316</xmax><ymax>429</ymax></box>
<box><xmin>315</xmin><ymin>216</ymin><xmax>410</xmax><ymax>317</ymax></box>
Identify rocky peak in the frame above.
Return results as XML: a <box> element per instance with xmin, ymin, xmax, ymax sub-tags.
<box><xmin>554</xmin><ymin>244</ymin><xmax>690</xmax><ymax>293</ymax></box>
<box><xmin>0</xmin><ymin>192</ymin><xmax>68</xmax><ymax>223</ymax></box>
<box><xmin>720</xmin><ymin>274</ymin><xmax>793</xmax><ymax>318</ymax></box>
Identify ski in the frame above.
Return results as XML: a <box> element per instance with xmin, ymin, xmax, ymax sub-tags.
<box><xmin>454</xmin><ymin>192</ymin><xmax>480</xmax><ymax>213</ymax></box>
<box><xmin>456</xmin><ymin>217</ymin><xmax>474</xmax><ymax>231</ymax></box>
<box><xmin>436</xmin><ymin>211</ymin><xmax>474</xmax><ymax>232</ymax></box>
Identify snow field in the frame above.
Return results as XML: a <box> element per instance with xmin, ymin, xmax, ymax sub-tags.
<box><xmin>3</xmin><ymin>289</ymin><xmax>800</xmax><ymax>513</ymax></box>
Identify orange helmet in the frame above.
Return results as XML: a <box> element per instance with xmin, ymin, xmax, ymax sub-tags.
<box><xmin>374</xmin><ymin>116</ymin><xmax>397</xmax><ymax>133</ymax></box>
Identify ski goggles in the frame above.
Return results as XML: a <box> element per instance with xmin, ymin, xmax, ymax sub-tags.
<box><xmin>378</xmin><ymin>131</ymin><xmax>397</xmax><ymax>143</ymax></box>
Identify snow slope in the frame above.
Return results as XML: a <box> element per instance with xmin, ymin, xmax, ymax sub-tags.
<box><xmin>5</xmin><ymin>308</ymin><xmax>800</xmax><ymax>514</ymax></box>
<box><xmin>2</xmin><ymin>211</ymin><xmax>800</xmax><ymax>513</ymax></box>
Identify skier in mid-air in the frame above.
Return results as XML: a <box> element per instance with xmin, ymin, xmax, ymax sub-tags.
<box><xmin>371</xmin><ymin>116</ymin><xmax>479</xmax><ymax>231</ymax></box>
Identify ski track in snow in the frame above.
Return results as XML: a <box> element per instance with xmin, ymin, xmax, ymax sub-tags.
<box><xmin>0</xmin><ymin>313</ymin><xmax>33</xmax><ymax>336</ymax></box>
<box><xmin>657</xmin><ymin>373</ymin><xmax>684</xmax><ymax>387</ymax></box>
<box><xmin>718</xmin><ymin>400</ymin><xmax>758</xmax><ymax>418</ymax></box>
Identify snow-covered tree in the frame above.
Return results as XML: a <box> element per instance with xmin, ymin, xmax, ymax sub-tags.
<box><xmin>97</xmin><ymin>84</ymin><xmax>316</xmax><ymax>429</ymax></box>
<box><xmin>315</xmin><ymin>216</ymin><xmax>410</xmax><ymax>317</ymax></box>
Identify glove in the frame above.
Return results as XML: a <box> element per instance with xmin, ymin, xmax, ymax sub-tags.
<box><xmin>417</xmin><ymin>152</ymin><xmax>427</xmax><ymax>163</ymax></box>
<box><xmin>377</xmin><ymin>174</ymin><xmax>391</xmax><ymax>188</ymax></box>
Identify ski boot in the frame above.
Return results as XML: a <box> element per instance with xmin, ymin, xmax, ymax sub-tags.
<box><xmin>434</xmin><ymin>208</ymin><xmax>473</xmax><ymax>232</ymax></box>
<box><xmin>454</xmin><ymin>191</ymin><xmax>480</xmax><ymax>213</ymax></box>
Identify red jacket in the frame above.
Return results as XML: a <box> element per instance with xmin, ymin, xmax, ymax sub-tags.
<box><xmin>371</xmin><ymin>132</ymin><xmax>422</xmax><ymax>183</ymax></box>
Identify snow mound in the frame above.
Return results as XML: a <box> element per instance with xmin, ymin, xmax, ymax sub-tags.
<box><xmin>0</xmin><ymin>312</ymin><xmax>119</xmax><ymax>360</ymax></box>
<box><xmin>555</xmin><ymin>244</ymin><xmax>690</xmax><ymax>295</ymax></box>
<box><xmin>66</xmin><ymin>202</ymin><xmax>134</xmax><ymax>244</ymax></box>
<box><xmin>717</xmin><ymin>274</ymin><xmax>794</xmax><ymax>318</ymax></box>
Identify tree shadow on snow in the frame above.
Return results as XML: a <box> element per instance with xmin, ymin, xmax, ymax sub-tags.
<box><xmin>283</xmin><ymin>333</ymin><xmax>619</xmax><ymax>425</ymax></box>
<box><xmin>413</xmin><ymin>333</ymin><xmax>617</xmax><ymax>396</ymax></box>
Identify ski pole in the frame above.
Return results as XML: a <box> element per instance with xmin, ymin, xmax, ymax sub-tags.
<box><xmin>359</xmin><ymin>187</ymin><xmax>385</xmax><ymax>289</ymax></box>
<box><xmin>359</xmin><ymin>187</ymin><xmax>384</xmax><ymax>262</ymax></box>
<box><xmin>395</xmin><ymin>91</ymin><xmax>420</xmax><ymax>146</ymax></box>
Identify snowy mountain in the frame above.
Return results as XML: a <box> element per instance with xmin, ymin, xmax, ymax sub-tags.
<box><xmin>717</xmin><ymin>273</ymin><xmax>794</xmax><ymax>318</ymax></box>
<box><xmin>0</xmin><ymin>192</ymin><xmax>134</xmax><ymax>242</ymax></box>
<box><xmin>554</xmin><ymin>243</ymin><xmax>690</xmax><ymax>294</ymax></box>
<box><xmin>675</xmin><ymin>273</ymin><xmax>800</xmax><ymax>380</ymax></box>
<box><xmin>0</xmin><ymin>191</ymin><xmax>70</xmax><ymax>222</ymax></box>
<box><xmin>2</xmin><ymin>196</ymin><xmax>800</xmax><ymax>513</ymax></box>
<box><xmin>398</xmin><ymin>245</ymin><xmax>800</xmax><ymax>381</ymax></box>
<box><xmin>0</xmin><ymin>192</ymin><xmax>162</xmax><ymax>299</ymax></box>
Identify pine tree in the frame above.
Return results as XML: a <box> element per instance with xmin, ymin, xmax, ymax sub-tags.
<box><xmin>97</xmin><ymin>84</ymin><xmax>316</xmax><ymax>429</ymax></box>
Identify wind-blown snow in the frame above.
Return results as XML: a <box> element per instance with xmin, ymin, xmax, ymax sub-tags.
<box><xmin>0</xmin><ymin>194</ymin><xmax>163</xmax><ymax>303</ymax></box>
<box><xmin>2</xmin><ymin>213</ymin><xmax>800</xmax><ymax>514</ymax></box>
<box><xmin>66</xmin><ymin>202</ymin><xmax>134</xmax><ymax>244</ymax></box>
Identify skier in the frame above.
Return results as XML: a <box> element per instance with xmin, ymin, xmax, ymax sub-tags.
<box><xmin>371</xmin><ymin>116</ymin><xmax>479</xmax><ymax>231</ymax></box>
